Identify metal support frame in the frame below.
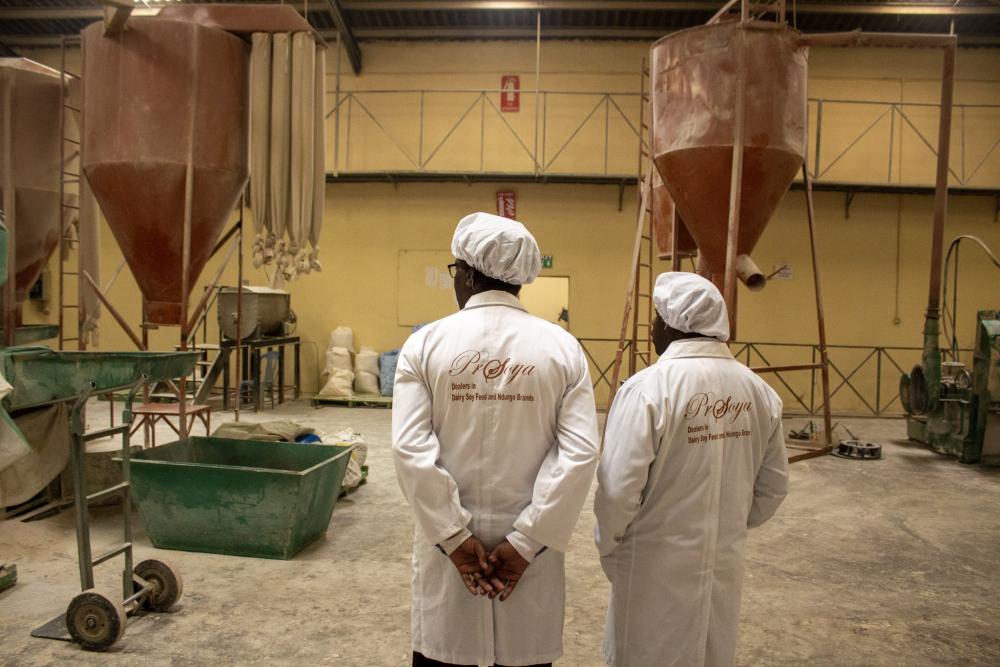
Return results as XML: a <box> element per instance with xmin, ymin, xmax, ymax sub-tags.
<box><xmin>66</xmin><ymin>378</ymin><xmax>142</xmax><ymax>593</ymax></box>
<box><xmin>325</xmin><ymin>0</ymin><xmax>362</xmax><ymax>74</ymax></box>
<box><xmin>58</xmin><ymin>35</ymin><xmax>84</xmax><ymax>352</ymax></box>
<box><xmin>99</xmin><ymin>0</ymin><xmax>133</xmax><ymax>36</ymax></box>
<box><xmin>323</xmin><ymin>84</ymin><xmax>999</xmax><ymax>192</ymax></box>
<box><xmin>580</xmin><ymin>337</ymin><xmax>969</xmax><ymax>417</ymax></box>
<box><xmin>31</xmin><ymin>377</ymin><xmax>167</xmax><ymax>643</ymax></box>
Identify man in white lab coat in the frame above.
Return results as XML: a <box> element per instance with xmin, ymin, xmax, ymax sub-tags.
<box><xmin>595</xmin><ymin>272</ymin><xmax>789</xmax><ymax>667</ymax></box>
<box><xmin>393</xmin><ymin>212</ymin><xmax>600</xmax><ymax>667</ymax></box>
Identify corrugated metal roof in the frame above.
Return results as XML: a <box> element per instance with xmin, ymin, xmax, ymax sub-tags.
<box><xmin>1</xmin><ymin>0</ymin><xmax>998</xmax><ymax>48</ymax></box>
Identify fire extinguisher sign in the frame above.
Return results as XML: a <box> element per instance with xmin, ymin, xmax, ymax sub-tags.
<box><xmin>500</xmin><ymin>75</ymin><xmax>520</xmax><ymax>112</ymax></box>
<box><xmin>497</xmin><ymin>191</ymin><xmax>516</xmax><ymax>220</ymax></box>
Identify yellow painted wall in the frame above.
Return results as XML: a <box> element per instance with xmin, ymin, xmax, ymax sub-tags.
<box><xmin>21</xmin><ymin>38</ymin><xmax>1000</xmax><ymax>414</ymax></box>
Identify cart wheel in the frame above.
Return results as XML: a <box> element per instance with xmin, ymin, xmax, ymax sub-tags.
<box><xmin>133</xmin><ymin>559</ymin><xmax>183</xmax><ymax>612</ymax></box>
<box><xmin>65</xmin><ymin>588</ymin><xmax>126</xmax><ymax>651</ymax></box>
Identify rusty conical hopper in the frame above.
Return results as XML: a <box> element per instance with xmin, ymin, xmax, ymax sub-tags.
<box><xmin>0</xmin><ymin>59</ymin><xmax>63</xmax><ymax>307</ymax></box>
<box><xmin>651</xmin><ymin>166</ymin><xmax>697</xmax><ymax>261</ymax></box>
<box><xmin>82</xmin><ymin>19</ymin><xmax>249</xmax><ymax>325</ymax></box>
<box><xmin>651</xmin><ymin>22</ymin><xmax>807</xmax><ymax>284</ymax></box>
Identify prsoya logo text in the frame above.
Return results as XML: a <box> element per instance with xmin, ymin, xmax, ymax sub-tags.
<box><xmin>684</xmin><ymin>393</ymin><xmax>752</xmax><ymax>423</ymax></box>
<box><xmin>449</xmin><ymin>350</ymin><xmax>536</xmax><ymax>383</ymax></box>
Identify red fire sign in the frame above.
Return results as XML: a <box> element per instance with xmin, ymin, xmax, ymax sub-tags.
<box><xmin>500</xmin><ymin>75</ymin><xmax>520</xmax><ymax>112</ymax></box>
<box><xmin>496</xmin><ymin>191</ymin><xmax>516</xmax><ymax>220</ymax></box>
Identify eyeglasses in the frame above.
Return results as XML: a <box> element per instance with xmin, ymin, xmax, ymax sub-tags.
<box><xmin>447</xmin><ymin>263</ymin><xmax>458</xmax><ymax>278</ymax></box>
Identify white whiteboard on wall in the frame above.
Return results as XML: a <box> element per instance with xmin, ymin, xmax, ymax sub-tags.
<box><xmin>397</xmin><ymin>249</ymin><xmax>457</xmax><ymax>327</ymax></box>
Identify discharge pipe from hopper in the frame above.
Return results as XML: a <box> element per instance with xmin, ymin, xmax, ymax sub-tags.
<box><xmin>735</xmin><ymin>254</ymin><xmax>766</xmax><ymax>291</ymax></box>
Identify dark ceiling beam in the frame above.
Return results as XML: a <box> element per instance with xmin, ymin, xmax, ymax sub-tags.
<box><xmin>348</xmin><ymin>27</ymin><xmax>672</xmax><ymax>38</ymax></box>
<box><xmin>325</xmin><ymin>28</ymin><xmax>1000</xmax><ymax>45</ymax></box>
<box><xmin>324</xmin><ymin>0</ymin><xmax>363</xmax><ymax>74</ymax></box>
<box><xmin>0</xmin><ymin>7</ymin><xmax>159</xmax><ymax>20</ymax></box>
<box><xmin>339</xmin><ymin>0</ymin><xmax>1000</xmax><ymax>14</ymax></box>
<box><xmin>3</xmin><ymin>2</ymin><xmax>1000</xmax><ymax>20</ymax></box>
<box><xmin>6</xmin><ymin>31</ymin><xmax>1000</xmax><ymax>47</ymax></box>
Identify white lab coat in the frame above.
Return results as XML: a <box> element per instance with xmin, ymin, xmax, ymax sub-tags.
<box><xmin>595</xmin><ymin>338</ymin><xmax>789</xmax><ymax>667</ymax></box>
<box><xmin>393</xmin><ymin>290</ymin><xmax>600</xmax><ymax>666</ymax></box>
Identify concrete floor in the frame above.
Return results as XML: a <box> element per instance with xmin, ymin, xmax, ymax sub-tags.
<box><xmin>1</xmin><ymin>400</ymin><xmax>999</xmax><ymax>666</ymax></box>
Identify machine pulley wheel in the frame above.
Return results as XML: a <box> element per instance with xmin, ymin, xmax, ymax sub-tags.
<box><xmin>133</xmin><ymin>559</ymin><xmax>184</xmax><ymax>612</ymax></box>
<box><xmin>955</xmin><ymin>369</ymin><xmax>973</xmax><ymax>391</ymax></box>
<box><xmin>908</xmin><ymin>365</ymin><xmax>929</xmax><ymax>415</ymax></box>
<box><xmin>833</xmin><ymin>440</ymin><xmax>883</xmax><ymax>460</ymax></box>
<box><xmin>65</xmin><ymin>588</ymin><xmax>126</xmax><ymax>651</ymax></box>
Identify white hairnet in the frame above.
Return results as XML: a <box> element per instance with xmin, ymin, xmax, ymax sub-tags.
<box><xmin>451</xmin><ymin>212</ymin><xmax>541</xmax><ymax>285</ymax></box>
<box><xmin>653</xmin><ymin>272</ymin><xmax>730</xmax><ymax>341</ymax></box>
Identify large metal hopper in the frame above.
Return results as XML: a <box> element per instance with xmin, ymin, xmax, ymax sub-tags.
<box><xmin>651</xmin><ymin>21</ymin><xmax>807</xmax><ymax>289</ymax></box>
<box><xmin>81</xmin><ymin>19</ymin><xmax>249</xmax><ymax>325</ymax></box>
<box><xmin>651</xmin><ymin>166</ymin><xmax>697</xmax><ymax>261</ymax></box>
<box><xmin>0</xmin><ymin>59</ymin><xmax>63</xmax><ymax>308</ymax></box>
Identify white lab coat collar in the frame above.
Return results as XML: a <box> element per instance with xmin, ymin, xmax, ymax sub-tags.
<box><xmin>463</xmin><ymin>289</ymin><xmax>527</xmax><ymax>312</ymax></box>
<box><xmin>657</xmin><ymin>337</ymin><xmax>733</xmax><ymax>363</ymax></box>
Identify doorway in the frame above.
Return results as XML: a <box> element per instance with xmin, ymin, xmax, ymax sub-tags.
<box><xmin>520</xmin><ymin>276</ymin><xmax>570</xmax><ymax>330</ymax></box>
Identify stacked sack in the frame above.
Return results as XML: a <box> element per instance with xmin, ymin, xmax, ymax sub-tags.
<box><xmin>379</xmin><ymin>349</ymin><xmax>400</xmax><ymax>397</ymax></box>
<box><xmin>354</xmin><ymin>347</ymin><xmax>380</xmax><ymax>395</ymax></box>
<box><xmin>318</xmin><ymin>326</ymin><xmax>355</xmax><ymax>397</ymax></box>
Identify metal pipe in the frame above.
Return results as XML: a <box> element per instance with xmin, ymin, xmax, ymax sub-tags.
<box><xmin>177</xmin><ymin>34</ymin><xmax>203</xmax><ymax>438</ymax></box>
<box><xmin>798</xmin><ymin>29</ymin><xmax>957</xmax><ymax>48</ymax></box>
<box><xmin>751</xmin><ymin>363</ymin><xmax>824</xmax><ymax>373</ymax></box>
<box><xmin>533</xmin><ymin>10</ymin><xmax>541</xmax><ymax>174</ymax></box>
<box><xmin>82</xmin><ymin>271</ymin><xmax>145</xmax><ymax>350</ymax></box>
<box><xmin>235</xmin><ymin>205</ymin><xmax>244</xmax><ymax>422</ymax></box>
<box><xmin>183</xmin><ymin>234</ymin><xmax>239</xmax><ymax>339</ymax></box>
<box><xmin>801</xmin><ymin>163</ymin><xmax>834</xmax><ymax>451</ymax></box>
<box><xmin>708</xmin><ymin>0</ymin><xmax>740</xmax><ymax>24</ymax></box>
<box><xmin>121</xmin><ymin>375</ymin><xmax>144</xmax><ymax>598</ymax></box>
<box><xmin>71</xmin><ymin>381</ymin><xmax>97</xmax><ymax>590</ymax></box>
<box><xmin>916</xmin><ymin>42</ymin><xmax>956</xmax><ymax>413</ymax></box>
<box><xmin>723</xmin><ymin>26</ymin><xmax>748</xmax><ymax>340</ymax></box>
<box><xmin>735</xmin><ymin>254</ymin><xmax>766</xmax><ymax>291</ymax></box>
<box><xmin>926</xmin><ymin>43</ymin><xmax>956</xmax><ymax>316</ymax></box>
<box><xmin>208</xmin><ymin>221</ymin><xmax>241</xmax><ymax>259</ymax></box>
<box><xmin>334</xmin><ymin>33</ymin><xmax>341</xmax><ymax>176</ymax></box>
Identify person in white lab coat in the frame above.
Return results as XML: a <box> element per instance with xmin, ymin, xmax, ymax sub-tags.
<box><xmin>595</xmin><ymin>272</ymin><xmax>789</xmax><ymax>667</ymax></box>
<box><xmin>393</xmin><ymin>212</ymin><xmax>600</xmax><ymax>667</ymax></box>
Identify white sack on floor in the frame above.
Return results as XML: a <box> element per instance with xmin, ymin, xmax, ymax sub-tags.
<box><xmin>326</xmin><ymin>346</ymin><xmax>353</xmax><ymax>373</ymax></box>
<box><xmin>354</xmin><ymin>371</ymin><xmax>379</xmax><ymax>395</ymax></box>
<box><xmin>353</xmin><ymin>347</ymin><xmax>380</xmax><ymax>395</ymax></box>
<box><xmin>355</xmin><ymin>347</ymin><xmax>379</xmax><ymax>376</ymax></box>
<box><xmin>332</xmin><ymin>429</ymin><xmax>368</xmax><ymax>491</ymax></box>
<box><xmin>318</xmin><ymin>369</ymin><xmax>354</xmax><ymax>398</ymax></box>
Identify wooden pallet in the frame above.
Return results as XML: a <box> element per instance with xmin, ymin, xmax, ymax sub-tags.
<box><xmin>312</xmin><ymin>394</ymin><xmax>393</xmax><ymax>409</ymax></box>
